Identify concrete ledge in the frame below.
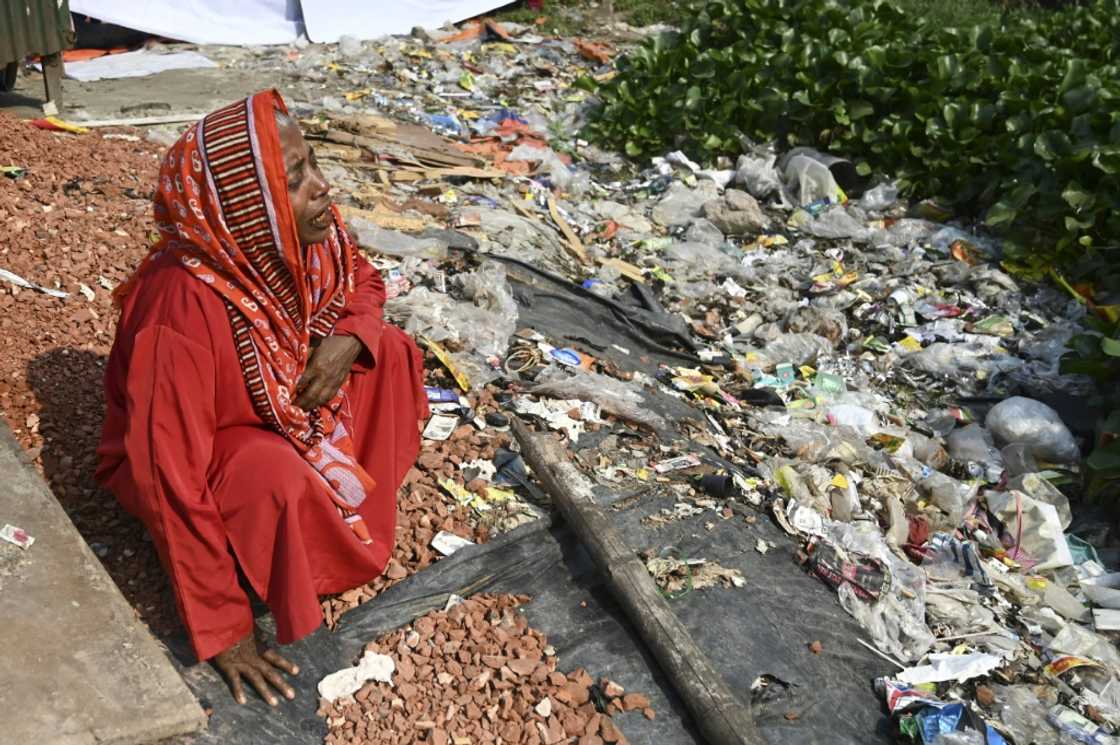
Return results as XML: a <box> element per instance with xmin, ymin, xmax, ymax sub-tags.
<box><xmin>0</xmin><ymin>421</ymin><xmax>207</xmax><ymax>744</ymax></box>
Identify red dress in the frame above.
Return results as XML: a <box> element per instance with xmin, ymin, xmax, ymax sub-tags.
<box><xmin>96</xmin><ymin>251</ymin><xmax>427</xmax><ymax>661</ymax></box>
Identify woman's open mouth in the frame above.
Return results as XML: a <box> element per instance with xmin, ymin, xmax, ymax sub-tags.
<box><xmin>309</xmin><ymin>206</ymin><xmax>331</xmax><ymax>230</ymax></box>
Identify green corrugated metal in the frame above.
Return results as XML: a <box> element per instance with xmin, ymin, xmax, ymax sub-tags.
<box><xmin>0</xmin><ymin>0</ymin><xmax>73</xmax><ymax>65</ymax></box>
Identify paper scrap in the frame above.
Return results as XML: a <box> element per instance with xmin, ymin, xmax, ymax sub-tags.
<box><xmin>510</xmin><ymin>397</ymin><xmax>599</xmax><ymax>443</ymax></box>
<box><xmin>896</xmin><ymin>652</ymin><xmax>1002</xmax><ymax>685</ymax></box>
<box><xmin>0</xmin><ymin>268</ymin><xmax>68</xmax><ymax>298</ymax></box>
<box><xmin>431</xmin><ymin>531</ymin><xmax>475</xmax><ymax>557</ymax></box>
<box><xmin>786</xmin><ymin>501</ymin><xmax>825</xmax><ymax>537</ymax></box>
<box><xmin>318</xmin><ymin>650</ymin><xmax>395</xmax><ymax>702</ymax></box>
<box><xmin>653</xmin><ymin>453</ymin><xmax>702</xmax><ymax>474</ymax></box>
<box><xmin>1093</xmin><ymin>608</ymin><xmax>1120</xmax><ymax>632</ymax></box>
<box><xmin>423</xmin><ymin>414</ymin><xmax>459</xmax><ymax>441</ymax></box>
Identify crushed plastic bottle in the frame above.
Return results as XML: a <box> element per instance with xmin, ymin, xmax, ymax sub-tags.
<box><xmin>858</xmin><ymin>182</ymin><xmax>899</xmax><ymax>212</ymax></box>
<box><xmin>826</xmin><ymin>403</ymin><xmax>878</xmax><ymax>436</ymax></box>
<box><xmin>1047</xmin><ymin>705</ymin><xmax>1120</xmax><ymax>745</ymax></box>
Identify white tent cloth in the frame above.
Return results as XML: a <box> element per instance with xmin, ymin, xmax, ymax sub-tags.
<box><xmin>62</xmin><ymin>50</ymin><xmax>217</xmax><ymax>81</ymax></box>
<box><xmin>70</xmin><ymin>0</ymin><xmax>305</xmax><ymax>46</ymax></box>
<box><xmin>70</xmin><ymin>0</ymin><xmax>508</xmax><ymax>46</ymax></box>
<box><xmin>300</xmin><ymin>0</ymin><xmax>507</xmax><ymax>43</ymax></box>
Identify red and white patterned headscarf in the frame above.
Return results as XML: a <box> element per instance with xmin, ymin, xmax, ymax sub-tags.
<box><xmin>120</xmin><ymin>90</ymin><xmax>377</xmax><ymax>543</ymax></box>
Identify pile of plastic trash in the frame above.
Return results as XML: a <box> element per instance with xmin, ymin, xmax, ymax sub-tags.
<box><xmin>232</xmin><ymin>16</ymin><xmax>1117</xmax><ymax>745</ymax></box>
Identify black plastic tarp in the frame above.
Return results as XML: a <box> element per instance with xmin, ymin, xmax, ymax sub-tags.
<box><xmin>490</xmin><ymin>253</ymin><xmax>706</xmax><ymax>376</ymax></box>
<box><xmin>176</xmin><ymin>487</ymin><xmax>892</xmax><ymax>745</ymax></box>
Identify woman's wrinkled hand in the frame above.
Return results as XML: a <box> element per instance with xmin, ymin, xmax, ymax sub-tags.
<box><xmin>212</xmin><ymin>630</ymin><xmax>299</xmax><ymax>706</ymax></box>
<box><xmin>295</xmin><ymin>335</ymin><xmax>363</xmax><ymax>411</ymax></box>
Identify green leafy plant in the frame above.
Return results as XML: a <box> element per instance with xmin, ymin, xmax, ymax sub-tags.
<box><xmin>1057</xmin><ymin>257</ymin><xmax>1120</xmax><ymax>499</ymax></box>
<box><xmin>581</xmin><ymin>0</ymin><xmax>1120</xmax><ymax>269</ymax></box>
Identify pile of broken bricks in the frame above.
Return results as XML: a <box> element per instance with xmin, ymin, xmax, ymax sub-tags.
<box><xmin>319</xmin><ymin>594</ymin><xmax>653</xmax><ymax>745</ymax></box>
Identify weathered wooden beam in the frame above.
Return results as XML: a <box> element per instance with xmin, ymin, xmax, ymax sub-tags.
<box><xmin>511</xmin><ymin>419</ymin><xmax>763</xmax><ymax>745</ymax></box>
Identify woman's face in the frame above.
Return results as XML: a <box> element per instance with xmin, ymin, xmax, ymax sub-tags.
<box><xmin>276</xmin><ymin>113</ymin><xmax>332</xmax><ymax>246</ymax></box>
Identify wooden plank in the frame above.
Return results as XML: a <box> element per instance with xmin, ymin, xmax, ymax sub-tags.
<box><xmin>317</xmin><ymin>142</ymin><xmax>365</xmax><ymax>162</ymax></box>
<box><xmin>511</xmin><ymin>420</ymin><xmax>763</xmax><ymax>745</ymax></box>
<box><xmin>316</xmin><ymin>127</ymin><xmax>481</xmax><ymax>170</ymax></box>
<box><xmin>598</xmin><ymin>257</ymin><xmax>645</xmax><ymax>283</ymax></box>
<box><xmin>547</xmin><ymin>197</ymin><xmax>592</xmax><ymax>266</ymax></box>
<box><xmin>41</xmin><ymin>52</ymin><xmax>64</xmax><ymax>110</ymax></box>
<box><xmin>337</xmin><ymin>204</ymin><xmax>430</xmax><ymax>233</ymax></box>
<box><xmin>80</xmin><ymin>113</ymin><xmax>204</xmax><ymax>128</ymax></box>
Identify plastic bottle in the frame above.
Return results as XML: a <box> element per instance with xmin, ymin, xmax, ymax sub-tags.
<box><xmin>858</xmin><ymin>182</ymin><xmax>900</xmax><ymax>212</ymax></box>
<box><xmin>991</xmin><ymin>686</ymin><xmax>1061</xmax><ymax>745</ymax></box>
<box><xmin>827</xmin><ymin>403</ymin><xmax>878</xmax><ymax>436</ymax></box>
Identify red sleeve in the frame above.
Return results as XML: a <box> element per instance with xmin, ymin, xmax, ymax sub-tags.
<box><xmin>332</xmin><ymin>251</ymin><xmax>386</xmax><ymax>371</ymax></box>
<box><xmin>122</xmin><ymin>324</ymin><xmax>253</xmax><ymax>660</ymax></box>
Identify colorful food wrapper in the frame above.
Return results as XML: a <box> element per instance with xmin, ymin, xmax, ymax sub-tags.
<box><xmin>1</xmin><ymin>524</ymin><xmax>34</xmax><ymax>550</ymax></box>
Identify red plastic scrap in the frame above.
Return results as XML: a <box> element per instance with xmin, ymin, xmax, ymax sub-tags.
<box><xmin>439</xmin><ymin>17</ymin><xmax>513</xmax><ymax>43</ymax></box>
<box><xmin>590</xmin><ymin>220</ymin><xmax>619</xmax><ymax>242</ymax></box>
<box><xmin>574</xmin><ymin>38</ymin><xmax>615</xmax><ymax>64</ymax></box>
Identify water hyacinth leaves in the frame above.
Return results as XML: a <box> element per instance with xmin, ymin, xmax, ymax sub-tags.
<box><xmin>584</xmin><ymin>0</ymin><xmax>1120</xmax><ymax>269</ymax></box>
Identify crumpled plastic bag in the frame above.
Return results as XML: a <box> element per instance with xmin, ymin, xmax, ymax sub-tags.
<box><xmin>858</xmin><ymin>182</ymin><xmax>899</xmax><ymax>212</ymax></box>
<box><xmin>986</xmin><ymin>490</ymin><xmax>1073</xmax><ymax>571</ymax></box>
<box><xmin>985</xmin><ymin>396</ymin><xmax>1080</xmax><ymax>465</ymax></box>
<box><xmin>385</xmin><ymin>262</ymin><xmax>518</xmax><ymax>359</ymax></box>
<box><xmin>734</xmin><ymin>152</ymin><xmax>782</xmax><ymax>199</ymax></box>
<box><xmin>529</xmin><ymin>367</ymin><xmax>666</xmax><ymax>431</ymax></box>
<box><xmin>824</xmin><ymin>521</ymin><xmax>935</xmax><ymax>663</ymax></box>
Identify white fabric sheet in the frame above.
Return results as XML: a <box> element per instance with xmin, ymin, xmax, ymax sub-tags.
<box><xmin>62</xmin><ymin>50</ymin><xmax>217</xmax><ymax>81</ymax></box>
<box><xmin>301</xmin><ymin>0</ymin><xmax>506</xmax><ymax>43</ymax></box>
<box><xmin>70</xmin><ymin>0</ymin><xmax>305</xmax><ymax>46</ymax></box>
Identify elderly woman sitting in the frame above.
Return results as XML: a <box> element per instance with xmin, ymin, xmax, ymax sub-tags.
<box><xmin>97</xmin><ymin>90</ymin><xmax>428</xmax><ymax>706</ymax></box>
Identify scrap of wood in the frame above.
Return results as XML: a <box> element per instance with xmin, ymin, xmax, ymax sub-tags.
<box><xmin>427</xmin><ymin>165</ymin><xmax>506</xmax><ymax>179</ymax></box>
<box><xmin>316</xmin><ymin>142</ymin><xmax>365</xmax><ymax>162</ymax></box>
<box><xmin>315</xmin><ymin>128</ymin><xmax>482</xmax><ymax>170</ymax></box>
<box><xmin>547</xmin><ymin>197</ymin><xmax>591</xmax><ymax>266</ymax></box>
<box><xmin>597</xmin><ymin>257</ymin><xmax>645</xmax><ymax>283</ymax></box>
<box><xmin>387</xmin><ymin>164</ymin><xmax>506</xmax><ymax>180</ymax></box>
<box><xmin>332</xmin><ymin>113</ymin><xmax>397</xmax><ymax>136</ymax></box>
<box><xmin>81</xmin><ymin>113</ymin><xmax>204</xmax><ymax>127</ymax></box>
<box><xmin>509</xmin><ymin>202</ymin><xmax>578</xmax><ymax>255</ymax></box>
<box><xmin>338</xmin><ymin>204</ymin><xmax>430</xmax><ymax>233</ymax></box>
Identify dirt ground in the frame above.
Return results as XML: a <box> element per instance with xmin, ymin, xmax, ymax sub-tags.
<box><xmin>1</xmin><ymin>53</ymin><xmax>289</xmax><ymax>120</ymax></box>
